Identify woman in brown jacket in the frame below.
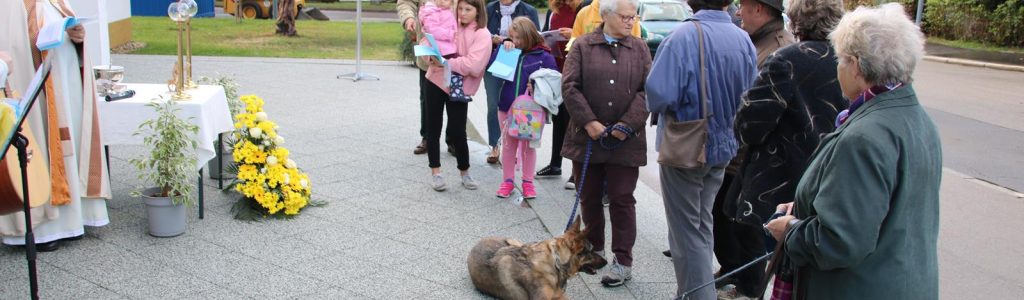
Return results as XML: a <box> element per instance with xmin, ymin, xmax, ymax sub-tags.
<box><xmin>560</xmin><ymin>0</ymin><xmax>651</xmax><ymax>287</ymax></box>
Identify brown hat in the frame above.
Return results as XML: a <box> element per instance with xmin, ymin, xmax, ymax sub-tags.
<box><xmin>756</xmin><ymin>0</ymin><xmax>785</xmax><ymax>14</ymax></box>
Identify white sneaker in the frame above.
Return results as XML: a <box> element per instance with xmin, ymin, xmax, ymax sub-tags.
<box><xmin>600</xmin><ymin>259</ymin><xmax>632</xmax><ymax>287</ymax></box>
<box><xmin>461</xmin><ymin>175</ymin><xmax>478</xmax><ymax>190</ymax></box>
<box><xmin>431</xmin><ymin>175</ymin><xmax>447</xmax><ymax>191</ymax></box>
<box><xmin>564</xmin><ymin>179</ymin><xmax>576</xmax><ymax>190</ymax></box>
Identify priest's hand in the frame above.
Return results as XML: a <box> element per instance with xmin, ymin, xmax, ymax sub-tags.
<box><xmin>67</xmin><ymin>24</ymin><xmax>85</xmax><ymax>43</ymax></box>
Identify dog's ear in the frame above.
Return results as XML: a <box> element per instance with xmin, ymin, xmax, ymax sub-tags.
<box><xmin>564</xmin><ymin>215</ymin><xmax>583</xmax><ymax>236</ymax></box>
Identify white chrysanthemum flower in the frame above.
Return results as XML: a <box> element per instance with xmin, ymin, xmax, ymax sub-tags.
<box><xmin>249</xmin><ymin>127</ymin><xmax>262</xmax><ymax>138</ymax></box>
<box><xmin>255</xmin><ymin>112</ymin><xmax>268</xmax><ymax>121</ymax></box>
<box><xmin>274</xmin><ymin>135</ymin><xmax>285</xmax><ymax>145</ymax></box>
<box><xmin>266</xmin><ymin>156</ymin><xmax>278</xmax><ymax>166</ymax></box>
<box><xmin>285</xmin><ymin>159</ymin><xmax>297</xmax><ymax>169</ymax></box>
<box><xmin>300</xmin><ymin>179</ymin><xmax>308</xmax><ymax>188</ymax></box>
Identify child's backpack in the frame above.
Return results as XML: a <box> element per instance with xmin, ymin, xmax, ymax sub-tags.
<box><xmin>507</xmin><ymin>94</ymin><xmax>546</xmax><ymax>141</ymax></box>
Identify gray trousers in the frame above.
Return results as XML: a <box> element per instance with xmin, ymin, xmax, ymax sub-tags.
<box><xmin>660</xmin><ymin>163</ymin><xmax>727</xmax><ymax>300</ymax></box>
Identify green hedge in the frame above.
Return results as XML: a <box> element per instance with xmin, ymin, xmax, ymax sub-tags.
<box><xmin>924</xmin><ymin>0</ymin><xmax>1023</xmax><ymax>47</ymax></box>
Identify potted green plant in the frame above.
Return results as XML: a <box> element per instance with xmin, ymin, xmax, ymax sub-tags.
<box><xmin>129</xmin><ymin>97</ymin><xmax>199</xmax><ymax>237</ymax></box>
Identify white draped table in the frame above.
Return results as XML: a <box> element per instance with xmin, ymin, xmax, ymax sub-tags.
<box><xmin>97</xmin><ymin>84</ymin><xmax>234</xmax><ymax>218</ymax></box>
<box><xmin>98</xmin><ymin>83</ymin><xmax>233</xmax><ymax>171</ymax></box>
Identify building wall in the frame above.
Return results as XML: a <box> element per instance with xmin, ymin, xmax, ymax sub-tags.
<box><xmin>69</xmin><ymin>0</ymin><xmax>132</xmax><ymax>66</ymax></box>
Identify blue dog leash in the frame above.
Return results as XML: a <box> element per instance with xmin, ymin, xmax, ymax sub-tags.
<box><xmin>564</xmin><ymin>124</ymin><xmax>634</xmax><ymax>231</ymax></box>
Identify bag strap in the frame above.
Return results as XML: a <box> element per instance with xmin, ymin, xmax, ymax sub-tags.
<box><xmin>693</xmin><ymin>20</ymin><xmax>709</xmax><ymax>120</ymax></box>
<box><xmin>514</xmin><ymin>53</ymin><xmax>527</xmax><ymax>96</ymax></box>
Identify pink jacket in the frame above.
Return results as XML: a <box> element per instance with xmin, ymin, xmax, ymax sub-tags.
<box><xmin>418</xmin><ymin>3</ymin><xmax>457</xmax><ymax>56</ymax></box>
<box><xmin>425</xmin><ymin>22</ymin><xmax>492</xmax><ymax>96</ymax></box>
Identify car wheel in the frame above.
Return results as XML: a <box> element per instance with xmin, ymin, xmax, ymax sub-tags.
<box><xmin>241</xmin><ymin>3</ymin><xmax>260</xmax><ymax>19</ymax></box>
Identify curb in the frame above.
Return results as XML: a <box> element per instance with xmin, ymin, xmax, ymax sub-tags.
<box><xmin>924</xmin><ymin>55</ymin><xmax>1024</xmax><ymax>73</ymax></box>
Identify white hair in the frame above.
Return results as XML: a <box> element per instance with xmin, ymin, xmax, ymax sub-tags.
<box><xmin>599</xmin><ymin>0</ymin><xmax>639</xmax><ymax>17</ymax></box>
<box><xmin>829</xmin><ymin>3</ymin><xmax>925</xmax><ymax>85</ymax></box>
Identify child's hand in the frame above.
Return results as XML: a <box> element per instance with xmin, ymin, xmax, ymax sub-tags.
<box><xmin>492</xmin><ymin>35</ymin><xmax>503</xmax><ymax>45</ymax></box>
<box><xmin>558</xmin><ymin>27</ymin><xmax>572</xmax><ymax>39</ymax></box>
<box><xmin>503</xmin><ymin>40</ymin><xmax>515</xmax><ymax>50</ymax></box>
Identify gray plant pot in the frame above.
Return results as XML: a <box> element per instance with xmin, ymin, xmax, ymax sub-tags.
<box><xmin>142</xmin><ymin>187</ymin><xmax>187</xmax><ymax>238</ymax></box>
<box><xmin>208</xmin><ymin>132</ymin><xmax>237</xmax><ymax>180</ymax></box>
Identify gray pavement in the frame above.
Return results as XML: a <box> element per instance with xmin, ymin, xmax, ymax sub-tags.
<box><xmin>0</xmin><ymin>55</ymin><xmax>676</xmax><ymax>299</ymax></box>
<box><xmin>2</xmin><ymin>54</ymin><xmax>1023</xmax><ymax>299</ymax></box>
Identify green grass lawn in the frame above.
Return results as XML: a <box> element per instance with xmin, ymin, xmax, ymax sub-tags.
<box><xmin>214</xmin><ymin>0</ymin><xmax>397</xmax><ymax>12</ymax></box>
<box><xmin>130</xmin><ymin>17</ymin><xmax>405</xmax><ymax>60</ymax></box>
<box><xmin>929</xmin><ymin>37</ymin><xmax>1024</xmax><ymax>54</ymax></box>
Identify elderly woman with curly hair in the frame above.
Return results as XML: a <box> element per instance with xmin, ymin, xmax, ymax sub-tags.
<box><xmin>764</xmin><ymin>3</ymin><xmax>942</xmax><ymax>299</ymax></box>
<box><xmin>716</xmin><ymin>0</ymin><xmax>847</xmax><ymax>297</ymax></box>
<box><xmin>770</xmin><ymin>2</ymin><xmax>942</xmax><ymax>298</ymax></box>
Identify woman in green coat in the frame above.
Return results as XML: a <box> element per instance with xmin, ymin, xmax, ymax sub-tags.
<box><xmin>765</xmin><ymin>3</ymin><xmax>942</xmax><ymax>299</ymax></box>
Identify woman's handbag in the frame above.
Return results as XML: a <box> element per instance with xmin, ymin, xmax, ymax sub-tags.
<box><xmin>657</xmin><ymin>20</ymin><xmax>710</xmax><ymax>170</ymax></box>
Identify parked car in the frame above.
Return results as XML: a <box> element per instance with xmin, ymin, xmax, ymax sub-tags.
<box><xmin>225</xmin><ymin>0</ymin><xmax>306</xmax><ymax>19</ymax></box>
<box><xmin>639</xmin><ymin>0</ymin><xmax>692</xmax><ymax>57</ymax></box>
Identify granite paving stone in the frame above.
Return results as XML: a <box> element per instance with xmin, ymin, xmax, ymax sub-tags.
<box><xmin>0</xmin><ymin>55</ymin><xmax>682</xmax><ymax>299</ymax></box>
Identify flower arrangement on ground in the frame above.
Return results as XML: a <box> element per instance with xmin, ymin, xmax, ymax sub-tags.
<box><xmin>230</xmin><ymin>95</ymin><xmax>314</xmax><ymax>219</ymax></box>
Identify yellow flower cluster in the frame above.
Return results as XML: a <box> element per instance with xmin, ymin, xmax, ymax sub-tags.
<box><xmin>232</xmin><ymin>95</ymin><xmax>312</xmax><ymax>216</ymax></box>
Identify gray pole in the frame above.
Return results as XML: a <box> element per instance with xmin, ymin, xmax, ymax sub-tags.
<box><xmin>915</xmin><ymin>0</ymin><xmax>924</xmax><ymax>26</ymax></box>
<box><xmin>338</xmin><ymin>0</ymin><xmax>380</xmax><ymax>81</ymax></box>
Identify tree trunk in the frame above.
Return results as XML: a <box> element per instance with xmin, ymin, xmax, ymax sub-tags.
<box><xmin>276</xmin><ymin>0</ymin><xmax>297</xmax><ymax>36</ymax></box>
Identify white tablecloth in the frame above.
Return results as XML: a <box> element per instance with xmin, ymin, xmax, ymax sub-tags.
<box><xmin>98</xmin><ymin>83</ymin><xmax>233</xmax><ymax>171</ymax></box>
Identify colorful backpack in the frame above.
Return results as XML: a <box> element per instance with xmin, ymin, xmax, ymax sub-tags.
<box><xmin>507</xmin><ymin>94</ymin><xmax>546</xmax><ymax>141</ymax></box>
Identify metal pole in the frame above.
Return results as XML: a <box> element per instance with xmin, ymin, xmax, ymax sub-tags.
<box><xmin>15</xmin><ymin>132</ymin><xmax>39</xmax><ymax>300</ymax></box>
<box><xmin>915</xmin><ymin>0</ymin><xmax>924</xmax><ymax>26</ymax></box>
<box><xmin>338</xmin><ymin>0</ymin><xmax>380</xmax><ymax>81</ymax></box>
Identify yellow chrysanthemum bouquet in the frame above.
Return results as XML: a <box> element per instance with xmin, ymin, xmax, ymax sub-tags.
<box><xmin>230</xmin><ymin>95</ymin><xmax>313</xmax><ymax>218</ymax></box>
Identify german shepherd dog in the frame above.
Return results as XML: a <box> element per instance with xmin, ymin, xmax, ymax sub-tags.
<box><xmin>467</xmin><ymin>216</ymin><xmax>608</xmax><ymax>300</ymax></box>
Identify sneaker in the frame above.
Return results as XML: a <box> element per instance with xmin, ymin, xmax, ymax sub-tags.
<box><xmin>414</xmin><ymin>139</ymin><xmax>427</xmax><ymax>155</ymax></box>
<box><xmin>536</xmin><ymin>165</ymin><xmax>562</xmax><ymax>176</ymax></box>
<box><xmin>461</xmin><ymin>174</ymin><xmax>478</xmax><ymax>190</ymax></box>
<box><xmin>602</xmin><ymin>194</ymin><xmax>610</xmax><ymax>207</ymax></box>
<box><xmin>431</xmin><ymin>174</ymin><xmax>447</xmax><ymax>191</ymax></box>
<box><xmin>717</xmin><ymin>284</ymin><xmax>753</xmax><ymax>300</ymax></box>
<box><xmin>564</xmin><ymin>179</ymin><xmax>576</xmax><ymax>190</ymax></box>
<box><xmin>600</xmin><ymin>259</ymin><xmax>632</xmax><ymax>287</ymax></box>
<box><xmin>522</xmin><ymin>181</ymin><xmax>537</xmax><ymax>199</ymax></box>
<box><xmin>496</xmin><ymin>179</ymin><xmax>515</xmax><ymax>198</ymax></box>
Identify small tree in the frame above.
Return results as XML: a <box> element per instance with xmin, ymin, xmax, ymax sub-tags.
<box><xmin>130</xmin><ymin>98</ymin><xmax>200</xmax><ymax>206</ymax></box>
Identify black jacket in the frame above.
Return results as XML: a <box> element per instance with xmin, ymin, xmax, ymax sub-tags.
<box><xmin>727</xmin><ymin>41</ymin><xmax>848</xmax><ymax>225</ymax></box>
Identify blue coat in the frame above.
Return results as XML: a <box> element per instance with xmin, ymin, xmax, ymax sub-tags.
<box><xmin>645</xmin><ymin>10</ymin><xmax>757</xmax><ymax>167</ymax></box>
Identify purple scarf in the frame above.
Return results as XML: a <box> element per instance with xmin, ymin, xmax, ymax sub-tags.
<box><xmin>835</xmin><ymin>82</ymin><xmax>903</xmax><ymax>128</ymax></box>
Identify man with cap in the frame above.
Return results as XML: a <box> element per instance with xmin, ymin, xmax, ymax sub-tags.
<box><xmin>712</xmin><ymin>0</ymin><xmax>795</xmax><ymax>298</ymax></box>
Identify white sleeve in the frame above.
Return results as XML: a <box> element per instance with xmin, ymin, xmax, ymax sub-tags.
<box><xmin>0</xmin><ymin>59</ymin><xmax>8</xmax><ymax>88</ymax></box>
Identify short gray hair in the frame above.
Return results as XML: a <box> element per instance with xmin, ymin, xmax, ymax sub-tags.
<box><xmin>830</xmin><ymin>3</ymin><xmax>924</xmax><ymax>85</ymax></box>
<box><xmin>786</xmin><ymin>0</ymin><xmax>843</xmax><ymax>41</ymax></box>
<box><xmin>599</xmin><ymin>0</ymin><xmax>639</xmax><ymax>17</ymax></box>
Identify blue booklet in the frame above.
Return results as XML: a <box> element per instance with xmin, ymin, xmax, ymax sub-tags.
<box><xmin>36</xmin><ymin>16</ymin><xmax>85</xmax><ymax>51</ymax></box>
<box><xmin>487</xmin><ymin>47</ymin><xmax>521</xmax><ymax>81</ymax></box>
<box><xmin>413</xmin><ymin>33</ymin><xmax>447</xmax><ymax>65</ymax></box>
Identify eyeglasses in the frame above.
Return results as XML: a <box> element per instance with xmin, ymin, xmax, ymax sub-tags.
<box><xmin>615</xmin><ymin>12</ymin><xmax>638</xmax><ymax>23</ymax></box>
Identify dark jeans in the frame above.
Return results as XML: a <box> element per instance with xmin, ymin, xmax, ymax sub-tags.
<box><xmin>573</xmin><ymin>161</ymin><xmax>638</xmax><ymax>266</ymax></box>
<box><xmin>424</xmin><ymin>81</ymin><xmax>470</xmax><ymax>170</ymax></box>
<box><xmin>548</xmin><ymin>103</ymin><xmax>569</xmax><ymax>168</ymax></box>
<box><xmin>713</xmin><ymin>174</ymin><xmax>766</xmax><ymax>297</ymax></box>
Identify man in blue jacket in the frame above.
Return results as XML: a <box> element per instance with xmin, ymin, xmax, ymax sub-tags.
<box><xmin>645</xmin><ymin>0</ymin><xmax>757</xmax><ymax>298</ymax></box>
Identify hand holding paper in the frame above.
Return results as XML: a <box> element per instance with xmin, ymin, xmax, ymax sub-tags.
<box><xmin>487</xmin><ymin>47</ymin><xmax>521</xmax><ymax>81</ymax></box>
<box><xmin>37</xmin><ymin>16</ymin><xmax>87</xmax><ymax>50</ymax></box>
<box><xmin>413</xmin><ymin>33</ymin><xmax>447</xmax><ymax>65</ymax></box>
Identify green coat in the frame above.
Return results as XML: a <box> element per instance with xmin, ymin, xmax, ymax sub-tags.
<box><xmin>784</xmin><ymin>85</ymin><xmax>942</xmax><ymax>299</ymax></box>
